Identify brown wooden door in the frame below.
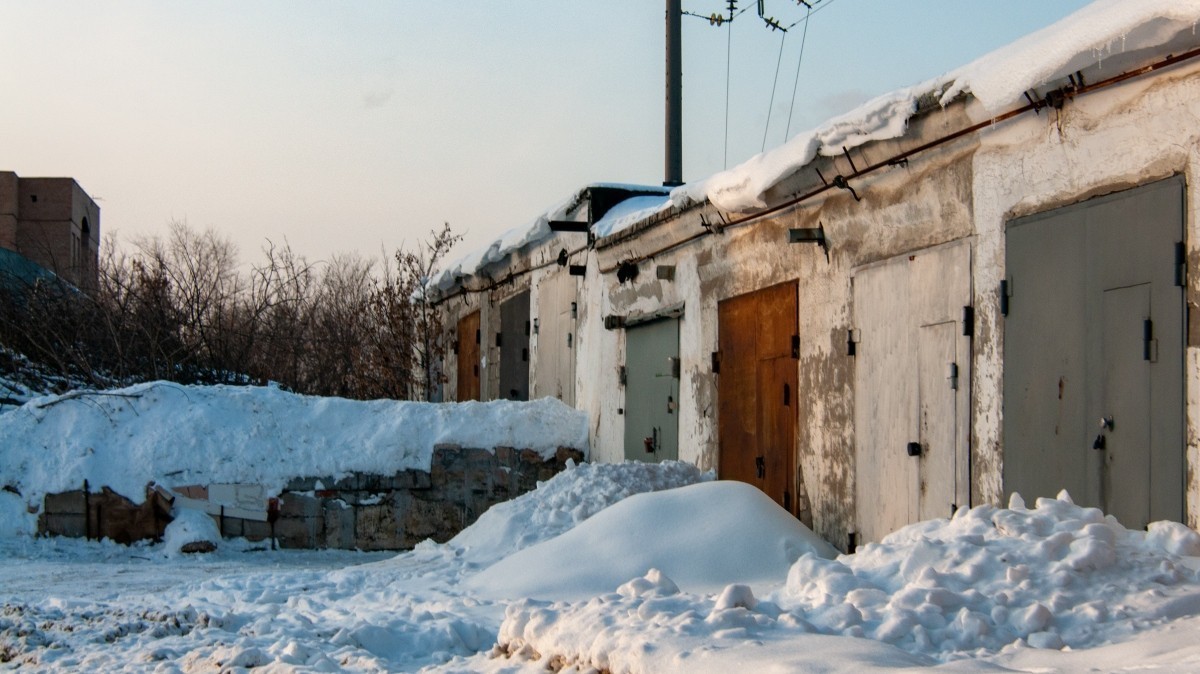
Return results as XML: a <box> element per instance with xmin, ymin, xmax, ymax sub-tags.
<box><xmin>456</xmin><ymin>311</ymin><xmax>481</xmax><ymax>401</ymax></box>
<box><xmin>717</xmin><ymin>281</ymin><xmax>798</xmax><ymax>513</ymax></box>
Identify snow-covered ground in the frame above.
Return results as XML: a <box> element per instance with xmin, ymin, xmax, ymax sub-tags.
<box><xmin>5</xmin><ymin>460</ymin><xmax>1200</xmax><ymax>672</ymax></box>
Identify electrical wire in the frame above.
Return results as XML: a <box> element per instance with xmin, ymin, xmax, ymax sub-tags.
<box><xmin>762</xmin><ymin>31</ymin><xmax>788</xmax><ymax>152</ymax></box>
<box><xmin>724</xmin><ymin>15</ymin><xmax>733</xmax><ymax>169</ymax></box>
<box><xmin>783</xmin><ymin>2</ymin><xmax>812</xmax><ymax>141</ymax></box>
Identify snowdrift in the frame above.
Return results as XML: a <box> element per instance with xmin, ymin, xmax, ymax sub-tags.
<box><xmin>0</xmin><ymin>382</ymin><xmax>587</xmax><ymax>518</ymax></box>
<box><xmin>468</xmin><ymin>480</ymin><xmax>837</xmax><ymax>600</ymax></box>
<box><xmin>497</xmin><ymin>492</ymin><xmax>1200</xmax><ymax>673</ymax></box>
<box><xmin>450</xmin><ymin>459</ymin><xmax>713</xmax><ymax>568</ymax></box>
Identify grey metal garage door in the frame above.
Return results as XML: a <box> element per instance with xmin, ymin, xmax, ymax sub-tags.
<box><xmin>1004</xmin><ymin>177</ymin><xmax>1184</xmax><ymax>530</ymax></box>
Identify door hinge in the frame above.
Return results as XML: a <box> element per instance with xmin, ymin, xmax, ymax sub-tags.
<box><xmin>962</xmin><ymin>306</ymin><xmax>974</xmax><ymax>338</ymax></box>
<box><xmin>495</xmin><ymin>332</ymin><xmax>502</xmax><ymax>347</ymax></box>
<box><xmin>1000</xmin><ymin>279</ymin><xmax>1010</xmax><ymax>317</ymax></box>
<box><xmin>522</xmin><ymin>347</ymin><xmax>529</xmax><ymax>362</ymax></box>
<box><xmin>1176</xmin><ymin>241</ymin><xmax>1187</xmax><ymax>288</ymax></box>
<box><xmin>711</xmin><ymin>351</ymin><xmax>721</xmax><ymax>374</ymax></box>
<box><xmin>783</xmin><ymin>383</ymin><xmax>791</xmax><ymax>406</ymax></box>
<box><xmin>669</xmin><ymin>356</ymin><xmax>681</xmax><ymax>379</ymax></box>
<box><xmin>847</xmin><ymin>328</ymin><xmax>857</xmax><ymax>357</ymax></box>
<box><xmin>791</xmin><ymin>334</ymin><xmax>800</xmax><ymax>359</ymax></box>
<box><xmin>475</xmin><ymin>329</ymin><xmax>481</xmax><ymax>344</ymax></box>
<box><xmin>948</xmin><ymin>362</ymin><xmax>959</xmax><ymax>390</ymax></box>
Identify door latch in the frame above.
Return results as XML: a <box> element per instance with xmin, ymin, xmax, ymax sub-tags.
<box><xmin>906</xmin><ymin>442</ymin><xmax>922</xmax><ymax>457</ymax></box>
<box><xmin>1094</xmin><ymin>416</ymin><xmax>1113</xmax><ymax>450</ymax></box>
<box><xmin>644</xmin><ymin>427</ymin><xmax>659</xmax><ymax>454</ymax></box>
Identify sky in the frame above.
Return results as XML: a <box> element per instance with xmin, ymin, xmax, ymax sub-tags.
<box><xmin>1</xmin><ymin>1</ymin><xmax>1092</xmax><ymax>268</ymax></box>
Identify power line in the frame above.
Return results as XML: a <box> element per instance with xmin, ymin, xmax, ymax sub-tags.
<box><xmin>784</xmin><ymin>2</ymin><xmax>812</xmax><ymax>141</ymax></box>
<box><xmin>762</xmin><ymin>31</ymin><xmax>787</xmax><ymax>152</ymax></box>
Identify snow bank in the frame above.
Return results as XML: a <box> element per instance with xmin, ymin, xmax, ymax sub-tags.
<box><xmin>469</xmin><ymin>481</ymin><xmax>836</xmax><ymax>601</ymax></box>
<box><xmin>669</xmin><ymin>0</ymin><xmax>1200</xmax><ymax>214</ymax></box>
<box><xmin>162</xmin><ymin>507</ymin><xmax>221</xmax><ymax>556</ymax></box>
<box><xmin>495</xmin><ymin>493</ymin><xmax>1200</xmax><ymax>672</ymax></box>
<box><xmin>0</xmin><ymin>382</ymin><xmax>588</xmax><ymax>513</ymax></box>
<box><xmin>450</xmin><ymin>459</ymin><xmax>712</xmax><ymax>568</ymax></box>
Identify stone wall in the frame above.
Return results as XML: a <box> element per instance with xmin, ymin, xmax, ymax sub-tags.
<box><xmin>38</xmin><ymin>444</ymin><xmax>585</xmax><ymax>550</ymax></box>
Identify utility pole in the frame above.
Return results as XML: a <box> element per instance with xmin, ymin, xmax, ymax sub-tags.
<box><xmin>665</xmin><ymin>0</ymin><xmax>683</xmax><ymax>187</ymax></box>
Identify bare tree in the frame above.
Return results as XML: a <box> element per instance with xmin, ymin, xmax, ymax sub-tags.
<box><xmin>394</xmin><ymin>223</ymin><xmax>462</xmax><ymax>401</ymax></box>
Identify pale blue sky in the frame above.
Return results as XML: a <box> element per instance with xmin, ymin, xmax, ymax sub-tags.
<box><xmin>2</xmin><ymin>1</ymin><xmax>1091</xmax><ymax>264</ymax></box>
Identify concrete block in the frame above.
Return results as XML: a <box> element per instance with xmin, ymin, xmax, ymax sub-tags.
<box><xmin>402</xmin><ymin>496</ymin><xmax>462</xmax><ymax>546</ymax></box>
<box><xmin>355</xmin><ymin>503</ymin><xmax>402</xmax><ymax>551</ymax></box>
<box><xmin>242</xmin><ymin>519</ymin><xmax>272</xmax><ymax>542</ymax></box>
<box><xmin>279</xmin><ymin>493</ymin><xmax>321</xmax><ymax>518</ymax></box>
<box><xmin>219</xmin><ymin>516</ymin><xmax>243</xmax><ymax>538</ymax></box>
<box><xmin>276</xmin><ymin>516</ymin><xmax>322</xmax><ymax>549</ymax></box>
<box><xmin>323</xmin><ymin>501</ymin><xmax>355</xmax><ymax>549</ymax></box>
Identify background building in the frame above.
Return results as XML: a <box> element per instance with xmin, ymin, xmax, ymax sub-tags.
<box><xmin>0</xmin><ymin>171</ymin><xmax>101</xmax><ymax>291</ymax></box>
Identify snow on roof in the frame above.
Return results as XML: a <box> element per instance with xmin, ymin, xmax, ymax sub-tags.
<box><xmin>590</xmin><ymin>193</ymin><xmax>672</xmax><ymax>239</ymax></box>
<box><xmin>671</xmin><ymin>0</ymin><xmax>1200</xmax><ymax>213</ymax></box>
<box><xmin>0</xmin><ymin>382</ymin><xmax>589</xmax><ymax>515</ymax></box>
<box><xmin>429</xmin><ymin>183</ymin><xmax>668</xmax><ymax>292</ymax></box>
<box><xmin>430</xmin><ymin>1</ymin><xmax>1200</xmax><ymax>288</ymax></box>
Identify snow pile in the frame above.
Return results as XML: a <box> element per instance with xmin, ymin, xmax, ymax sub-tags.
<box><xmin>0</xmin><ymin>489</ymin><xmax>34</xmax><ymax>538</ymax></box>
<box><xmin>669</xmin><ymin>0</ymin><xmax>1200</xmax><ymax>214</ymax></box>
<box><xmin>0</xmin><ymin>381</ymin><xmax>588</xmax><ymax>516</ymax></box>
<box><xmin>495</xmin><ymin>492</ymin><xmax>1200</xmax><ymax>672</ymax></box>
<box><xmin>450</xmin><ymin>459</ymin><xmax>711</xmax><ymax>568</ymax></box>
<box><xmin>162</xmin><ymin>508</ymin><xmax>221</xmax><ymax>556</ymax></box>
<box><xmin>470</xmin><ymin>481</ymin><xmax>835</xmax><ymax>601</ymax></box>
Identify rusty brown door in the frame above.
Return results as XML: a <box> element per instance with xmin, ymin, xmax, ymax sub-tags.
<box><xmin>456</xmin><ymin>311</ymin><xmax>481</xmax><ymax>401</ymax></box>
<box><xmin>717</xmin><ymin>281</ymin><xmax>798</xmax><ymax>513</ymax></box>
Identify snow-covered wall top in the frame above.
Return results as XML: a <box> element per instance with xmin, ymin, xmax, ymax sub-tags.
<box><xmin>0</xmin><ymin>382</ymin><xmax>589</xmax><ymax>504</ymax></box>
<box><xmin>671</xmin><ymin>0</ymin><xmax>1200</xmax><ymax>212</ymax></box>
<box><xmin>429</xmin><ymin>183</ymin><xmax>669</xmax><ymax>293</ymax></box>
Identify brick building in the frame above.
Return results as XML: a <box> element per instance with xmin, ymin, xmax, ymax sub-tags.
<box><xmin>0</xmin><ymin>171</ymin><xmax>101</xmax><ymax>291</ymax></box>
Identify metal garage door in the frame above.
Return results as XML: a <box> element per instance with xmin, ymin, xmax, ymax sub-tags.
<box><xmin>854</xmin><ymin>241</ymin><xmax>972</xmax><ymax>543</ymax></box>
<box><xmin>1004</xmin><ymin>177</ymin><xmax>1184</xmax><ymax>529</ymax></box>
<box><xmin>623</xmin><ymin>317</ymin><xmax>680</xmax><ymax>462</ymax></box>
<box><xmin>717</xmin><ymin>281</ymin><xmax>799</xmax><ymax>513</ymax></box>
